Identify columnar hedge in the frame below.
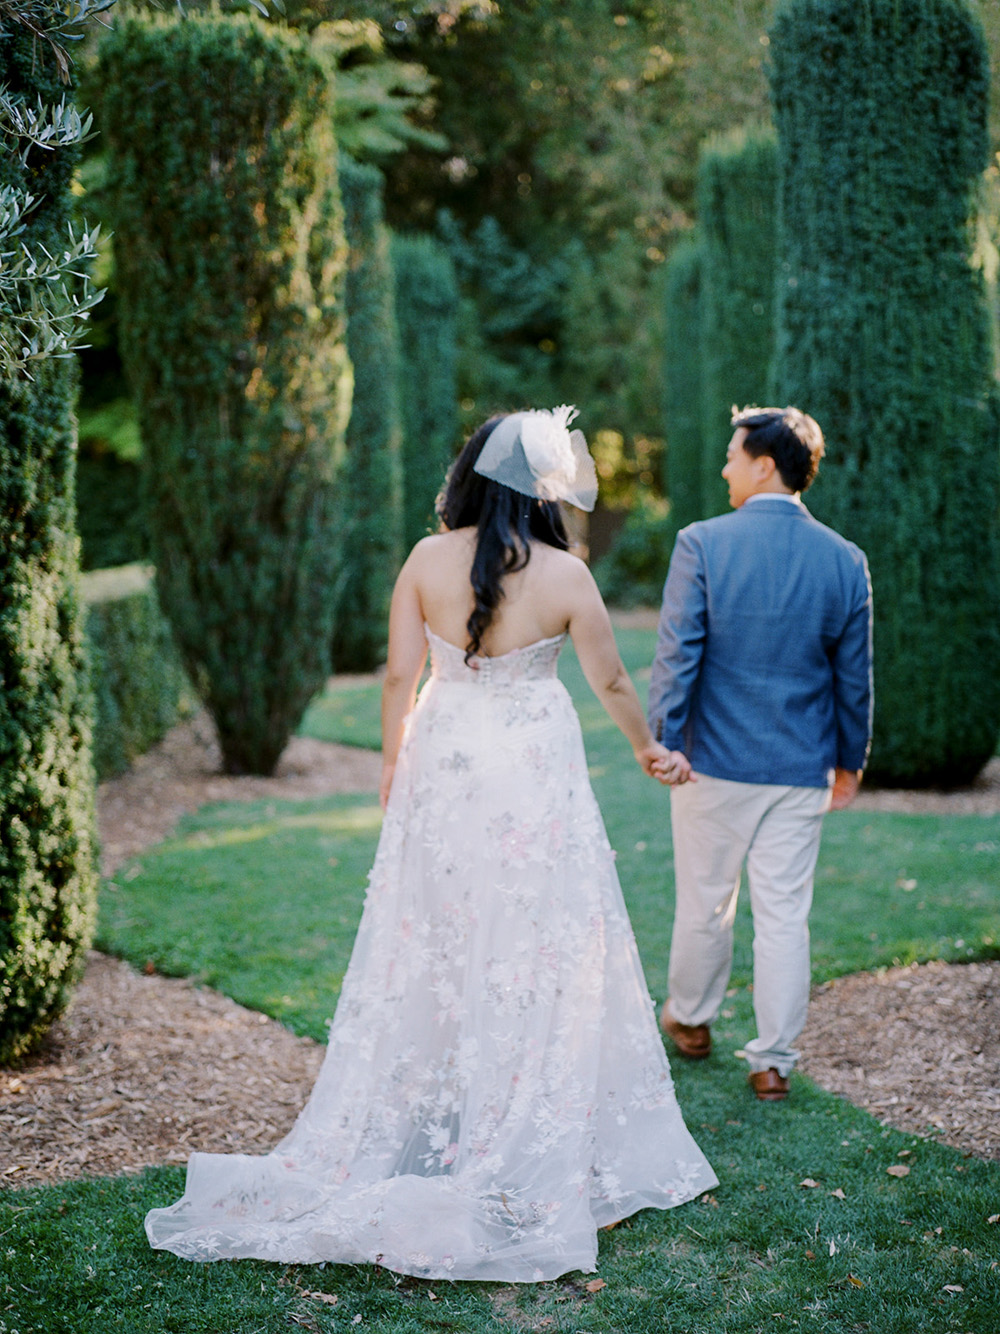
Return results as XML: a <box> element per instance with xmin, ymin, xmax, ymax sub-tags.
<box><xmin>392</xmin><ymin>232</ymin><xmax>460</xmax><ymax>549</ymax></box>
<box><xmin>698</xmin><ymin>125</ymin><xmax>778</xmax><ymax>517</ymax></box>
<box><xmin>769</xmin><ymin>0</ymin><xmax>1000</xmax><ymax>784</ymax></box>
<box><xmin>331</xmin><ymin>158</ymin><xmax>404</xmax><ymax>673</ymax></box>
<box><xmin>661</xmin><ymin>235</ymin><xmax>706</xmax><ymax>535</ymax></box>
<box><xmin>0</xmin><ymin>33</ymin><xmax>98</xmax><ymax>1063</ymax></box>
<box><xmin>97</xmin><ymin>17</ymin><xmax>352</xmax><ymax>775</ymax></box>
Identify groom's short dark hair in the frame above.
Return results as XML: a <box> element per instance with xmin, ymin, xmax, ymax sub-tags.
<box><xmin>731</xmin><ymin>406</ymin><xmax>825</xmax><ymax>493</ymax></box>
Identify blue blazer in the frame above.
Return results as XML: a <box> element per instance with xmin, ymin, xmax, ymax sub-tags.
<box><xmin>648</xmin><ymin>497</ymin><xmax>873</xmax><ymax>788</ymax></box>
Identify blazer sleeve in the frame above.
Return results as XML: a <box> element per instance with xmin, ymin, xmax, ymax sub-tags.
<box><xmin>832</xmin><ymin>550</ymin><xmax>874</xmax><ymax>772</ymax></box>
<box><xmin>648</xmin><ymin>527</ymin><xmax>707</xmax><ymax>753</ymax></box>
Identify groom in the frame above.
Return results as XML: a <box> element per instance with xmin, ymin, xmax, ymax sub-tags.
<box><xmin>648</xmin><ymin>406</ymin><xmax>873</xmax><ymax>1101</ymax></box>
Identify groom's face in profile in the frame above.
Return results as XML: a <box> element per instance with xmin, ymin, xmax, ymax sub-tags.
<box><xmin>722</xmin><ymin>428</ymin><xmax>758</xmax><ymax>509</ymax></box>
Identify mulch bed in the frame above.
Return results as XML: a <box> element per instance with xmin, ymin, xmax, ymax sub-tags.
<box><xmin>2</xmin><ymin>703</ymin><xmax>998</xmax><ymax>1190</ymax></box>
<box><xmin>799</xmin><ymin>959</ymin><xmax>999</xmax><ymax>1159</ymax></box>
<box><xmin>1</xmin><ymin>951</ymin><xmax>323</xmax><ymax>1188</ymax></box>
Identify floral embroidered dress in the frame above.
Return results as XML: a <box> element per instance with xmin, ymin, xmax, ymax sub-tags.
<box><xmin>145</xmin><ymin>626</ymin><xmax>717</xmax><ymax>1281</ymax></box>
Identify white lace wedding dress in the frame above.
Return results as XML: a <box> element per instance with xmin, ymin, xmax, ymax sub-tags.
<box><xmin>145</xmin><ymin>627</ymin><xmax>717</xmax><ymax>1281</ymax></box>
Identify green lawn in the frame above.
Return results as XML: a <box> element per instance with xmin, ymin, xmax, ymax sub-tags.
<box><xmin>94</xmin><ymin>793</ymin><xmax>1000</xmax><ymax>1046</ymax></box>
<box><xmin>4</xmin><ymin>626</ymin><xmax>999</xmax><ymax>1332</ymax></box>
<box><xmin>300</xmin><ymin>674</ymin><xmax>384</xmax><ymax>751</ymax></box>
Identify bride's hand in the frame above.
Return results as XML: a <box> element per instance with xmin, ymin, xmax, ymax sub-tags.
<box><xmin>379</xmin><ymin>761</ymin><xmax>396</xmax><ymax>811</ymax></box>
<box><xmin>634</xmin><ymin>741</ymin><xmax>664</xmax><ymax>777</ymax></box>
<box><xmin>635</xmin><ymin>740</ymin><xmax>687</xmax><ymax>783</ymax></box>
<box><xmin>644</xmin><ymin>746</ymin><xmax>694</xmax><ymax>786</ymax></box>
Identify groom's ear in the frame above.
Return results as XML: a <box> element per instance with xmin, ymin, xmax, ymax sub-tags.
<box><xmin>753</xmin><ymin>453</ymin><xmax>777</xmax><ymax>483</ymax></box>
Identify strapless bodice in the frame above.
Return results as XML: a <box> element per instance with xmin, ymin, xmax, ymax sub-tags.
<box><xmin>425</xmin><ymin>625</ymin><xmax>566</xmax><ymax>685</ymax></box>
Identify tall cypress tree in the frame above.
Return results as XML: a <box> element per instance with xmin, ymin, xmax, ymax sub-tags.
<box><xmin>0</xmin><ymin>25</ymin><xmax>98</xmax><ymax>1062</ymax></box>
<box><xmin>698</xmin><ymin>125</ymin><xmax>778</xmax><ymax>516</ymax></box>
<box><xmin>392</xmin><ymin>232</ymin><xmax>460</xmax><ymax>549</ymax></box>
<box><xmin>661</xmin><ymin>235</ymin><xmax>706</xmax><ymax>536</ymax></box>
<box><xmin>97</xmin><ymin>16</ymin><xmax>352</xmax><ymax>775</ymax></box>
<box><xmin>770</xmin><ymin>0</ymin><xmax>1000</xmax><ymax>784</ymax></box>
<box><xmin>332</xmin><ymin>158</ymin><xmax>404</xmax><ymax>673</ymax></box>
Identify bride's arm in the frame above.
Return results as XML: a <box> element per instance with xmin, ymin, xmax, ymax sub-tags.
<box><xmin>565</xmin><ymin>562</ymin><xmax>683</xmax><ymax>782</ymax></box>
<box><xmin>380</xmin><ymin>553</ymin><xmax>428</xmax><ymax>808</ymax></box>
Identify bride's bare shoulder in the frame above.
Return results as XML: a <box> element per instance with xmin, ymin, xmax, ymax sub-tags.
<box><xmin>533</xmin><ymin>543</ymin><xmax>593</xmax><ymax>583</ymax></box>
<box><xmin>409</xmin><ymin>528</ymin><xmax>471</xmax><ymax>554</ymax></box>
<box><xmin>404</xmin><ymin>529</ymin><xmax>475</xmax><ymax>575</ymax></box>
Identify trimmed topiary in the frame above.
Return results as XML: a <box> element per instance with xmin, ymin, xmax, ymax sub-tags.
<box><xmin>769</xmin><ymin>0</ymin><xmax>1000</xmax><ymax>784</ymax></box>
<box><xmin>661</xmin><ymin>235</ymin><xmax>706</xmax><ymax>536</ymax></box>
<box><xmin>97</xmin><ymin>15</ymin><xmax>352</xmax><ymax>775</ymax></box>
<box><xmin>697</xmin><ymin>125</ymin><xmax>778</xmax><ymax>516</ymax></box>
<box><xmin>0</xmin><ymin>27</ymin><xmax>98</xmax><ymax>1064</ymax></box>
<box><xmin>332</xmin><ymin>158</ymin><xmax>404</xmax><ymax>673</ymax></box>
<box><xmin>392</xmin><ymin>232</ymin><xmax>460</xmax><ymax>550</ymax></box>
<box><xmin>82</xmin><ymin>565</ymin><xmax>192</xmax><ymax>781</ymax></box>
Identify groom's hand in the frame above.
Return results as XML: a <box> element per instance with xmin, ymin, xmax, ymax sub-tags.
<box><xmin>648</xmin><ymin>747</ymin><xmax>695</xmax><ymax>786</ymax></box>
<box><xmin>830</xmin><ymin>767</ymin><xmax>861</xmax><ymax>810</ymax></box>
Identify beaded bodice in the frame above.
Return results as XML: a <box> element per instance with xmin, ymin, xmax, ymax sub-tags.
<box><xmin>425</xmin><ymin>624</ymin><xmax>566</xmax><ymax>685</ymax></box>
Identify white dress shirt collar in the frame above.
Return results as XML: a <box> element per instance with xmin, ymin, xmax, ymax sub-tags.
<box><xmin>743</xmin><ymin>492</ymin><xmax>802</xmax><ymax>506</ymax></box>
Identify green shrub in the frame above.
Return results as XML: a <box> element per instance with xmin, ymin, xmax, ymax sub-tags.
<box><xmin>82</xmin><ymin>565</ymin><xmax>192</xmax><ymax>781</ymax></box>
<box><xmin>983</xmin><ymin>166</ymin><xmax>1000</xmax><ymax>379</ymax></box>
<box><xmin>593</xmin><ymin>494</ymin><xmax>674</xmax><ymax>608</ymax></box>
<box><xmin>769</xmin><ymin>0</ymin><xmax>1000</xmax><ymax>785</ymax></box>
<box><xmin>661</xmin><ymin>235</ymin><xmax>705</xmax><ymax>534</ymax></box>
<box><xmin>0</xmin><ymin>28</ymin><xmax>98</xmax><ymax>1064</ymax></box>
<box><xmin>698</xmin><ymin>125</ymin><xmax>778</xmax><ymax>516</ymax></box>
<box><xmin>331</xmin><ymin>158</ymin><xmax>404</xmax><ymax>673</ymax></box>
<box><xmin>76</xmin><ymin>419</ymin><xmax>148</xmax><ymax>572</ymax></box>
<box><xmin>96</xmin><ymin>15</ymin><xmax>352</xmax><ymax>775</ymax></box>
<box><xmin>392</xmin><ymin>232</ymin><xmax>460</xmax><ymax>549</ymax></box>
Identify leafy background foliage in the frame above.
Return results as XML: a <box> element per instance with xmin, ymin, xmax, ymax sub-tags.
<box><xmin>392</xmin><ymin>230</ymin><xmax>459</xmax><ymax>546</ymax></box>
<box><xmin>332</xmin><ymin>155</ymin><xmax>404</xmax><ymax>673</ymax></box>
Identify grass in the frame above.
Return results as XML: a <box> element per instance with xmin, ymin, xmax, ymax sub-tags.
<box><xmin>296</xmin><ymin>626</ymin><xmax>999</xmax><ymax>1002</ymax></box>
<box><xmin>4</xmin><ymin>626</ymin><xmax>1000</xmax><ymax>1332</ymax></box>
<box><xmin>300</xmin><ymin>674</ymin><xmax>384</xmax><ymax>752</ymax></box>
<box><xmin>98</xmin><ymin>793</ymin><xmax>378</xmax><ymax>1038</ymax></box>
<box><xmin>3</xmin><ymin>1120</ymin><xmax>999</xmax><ymax>1332</ymax></box>
<box><xmin>94</xmin><ymin>791</ymin><xmax>1000</xmax><ymax>1046</ymax></box>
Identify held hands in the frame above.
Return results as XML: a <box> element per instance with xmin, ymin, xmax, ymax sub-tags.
<box><xmin>636</xmin><ymin>742</ymin><xmax>696</xmax><ymax>786</ymax></box>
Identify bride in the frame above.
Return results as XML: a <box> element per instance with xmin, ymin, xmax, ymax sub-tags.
<box><xmin>145</xmin><ymin>407</ymin><xmax>717</xmax><ymax>1282</ymax></box>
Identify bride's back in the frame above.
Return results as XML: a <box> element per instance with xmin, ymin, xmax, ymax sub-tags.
<box><xmin>413</xmin><ymin>527</ymin><xmax>584</xmax><ymax>657</ymax></box>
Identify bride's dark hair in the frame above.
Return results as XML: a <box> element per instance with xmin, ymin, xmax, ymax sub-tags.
<box><xmin>437</xmin><ymin>415</ymin><xmax>569</xmax><ymax>662</ymax></box>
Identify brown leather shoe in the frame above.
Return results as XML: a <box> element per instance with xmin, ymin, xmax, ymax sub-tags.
<box><xmin>748</xmin><ymin>1068</ymin><xmax>790</xmax><ymax>1101</ymax></box>
<box><xmin>659</xmin><ymin>1002</ymin><xmax>711</xmax><ymax>1059</ymax></box>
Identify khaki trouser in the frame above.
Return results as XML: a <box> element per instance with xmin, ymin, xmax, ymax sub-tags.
<box><xmin>668</xmin><ymin>773</ymin><xmax>832</xmax><ymax>1077</ymax></box>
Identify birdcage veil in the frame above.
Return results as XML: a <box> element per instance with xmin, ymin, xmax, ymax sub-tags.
<box><xmin>473</xmin><ymin>406</ymin><xmax>598</xmax><ymax>512</ymax></box>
